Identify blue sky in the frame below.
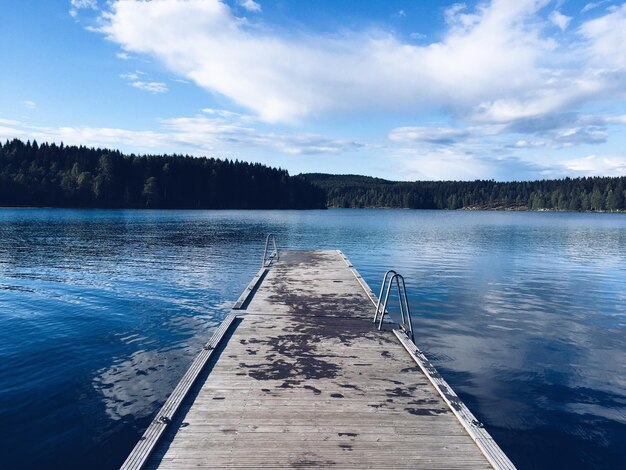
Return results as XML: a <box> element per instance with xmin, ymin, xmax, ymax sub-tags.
<box><xmin>1</xmin><ymin>0</ymin><xmax>625</xmax><ymax>180</ymax></box>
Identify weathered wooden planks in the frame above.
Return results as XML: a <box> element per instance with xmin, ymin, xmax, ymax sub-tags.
<box><xmin>124</xmin><ymin>249</ymin><xmax>515</xmax><ymax>469</ymax></box>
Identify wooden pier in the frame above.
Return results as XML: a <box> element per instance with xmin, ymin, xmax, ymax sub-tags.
<box><xmin>122</xmin><ymin>250</ymin><xmax>515</xmax><ymax>469</ymax></box>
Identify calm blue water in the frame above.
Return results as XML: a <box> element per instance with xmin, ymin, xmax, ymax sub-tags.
<box><xmin>0</xmin><ymin>209</ymin><xmax>624</xmax><ymax>469</ymax></box>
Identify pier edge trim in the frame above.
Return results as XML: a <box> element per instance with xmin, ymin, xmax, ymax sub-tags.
<box><xmin>120</xmin><ymin>313</ymin><xmax>240</xmax><ymax>470</ymax></box>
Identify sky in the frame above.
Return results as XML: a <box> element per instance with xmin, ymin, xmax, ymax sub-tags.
<box><xmin>1</xmin><ymin>0</ymin><xmax>625</xmax><ymax>181</ymax></box>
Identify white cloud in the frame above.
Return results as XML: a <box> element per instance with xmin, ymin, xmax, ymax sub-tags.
<box><xmin>130</xmin><ymin>81</ymin><xmax>168</xmax><ymax>93</ymax></box>
<box><xmin>0</xmin><ymin>111</ymin><xmax>360</xmax><ymax>157</ymax></box>
<box><xmin>69</xmin><ymin>0</ymin><xmax>98</xmax><ymax>17</ymax></box>
<box><xmin>562</xmin><ymin>154</ymin><xmax>626</xmax><ymax>176</ymax></box>
<box><xmin>503</xmin><ymin>113</ymin><xmax>614</xmax><ymax>146</ymax></box>
<box><xmin>387</xmin><ymin>110</ymin><xmax>626</xmax><ymax>160</ymax></box>
<box><xmin>116</xmin><ymin>52</ymin><xmax>130</xmax><ymax>60</ymax></box>
<box><xmin>397</xmin><ymin>148</ymin><xmax>492</xmax><ymax>180</ymax></box>
<box><xmin>70</xmin><ymin>0</ymin><xmax>97</xmax><ymax>8</ymax></box>
<box><xmin>161</xmin><ymin>114</ymin><xmax>361</xmax><ymax>154</ymax></box>
<box><xmin>606</xmin><ymin>114</ymin><xmax>626</xmax><ymax>124</ymax></box>
<box><xmin>201</xmin><ymin>108</ymin><xmax>245</xmax><ymax>119</ymax></box>
<box><xmin>581</xmin><ymin>1</ymin><xmax>611</xmax><ymax>14</ymax></box>
<box><xmin>392</xmin><ymin>147</ymin><xmax>547</xmax><ymax>181</ymax></box>
<box><xmin>92</xmin><ymin>0</ymin><xmax>544</xmax><ymax>122</ymax></box>
<box><xmin>409</xmin><ymin>32</ymin><xmax>426</xmax><ymax>40</ymax></box>
<box><xmin>238</xmin><ymin>0</ymin><xmax>261</xmax><ymax>13</ymax></box>
<box><xmin>0</xmin><ymin>118</ymin><xmax>21</xmax><ymax>126</ymax></box>
<box><xmin>119</xmin><ymin>70</ymin><xmax>167</xmax><ymax>93</ymax></box>
<box><xmin>23</xmin><ymin>100</ymin><xmax>36</xmax><ymax>110</ymax></box>
<box><xmin>512</xmin><ymin>139</ymin><xmax>545</xmax><ymax>148</ymax></box>
<box><xmin>549</xmin><ymin>10</ymin><xmax>572</xmax><ymax>30</ymax></box>
<box><xmin>388</xmin><ymin>126</ymin><xmax>471</xmax><ymax>145</ymax></box>
<box><xmin>95</xmin><ymin>0</ymin><xmax>626</xmax><ymax>126</ymax></box>
<box><xmin>0</xmin><ymin>123</ymin><xmax>167</xmax><ymax>150</ymax></box>
<box><xmin>579</xmin><ymin>3</ymin><xmax>626</xmax><ymax>69</ymax></box>
<box><xmin>120</xmin><ymin>71</ymin><xmax>141</xmax><ymax>80</ymax></box>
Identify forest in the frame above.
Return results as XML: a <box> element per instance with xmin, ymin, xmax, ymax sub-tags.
<box><xmin>0</xmin><ymin>139</ymin><xmax>326</xmax><ymax>209</ymax></box>
<box><xmin>2</xmin><ymin>139</ymin><xmax>624</xmax><ymax>212</ymax></box>
<box><xmin>304</xmin><ymin>173</ymin><xmax>626</xmax><ymax>212</ymax></box>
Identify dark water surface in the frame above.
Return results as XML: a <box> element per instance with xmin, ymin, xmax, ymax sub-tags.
<box><xmin>0</xmin><ymin>209</ymin><xmax>624</xmax><ymax>469</ymax></box>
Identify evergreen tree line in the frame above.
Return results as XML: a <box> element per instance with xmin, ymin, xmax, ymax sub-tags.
<box><xmin>0</xmin><ymin>139</ymin><xmax>326</xmax><ymax>209</ymax></box>
<box><xmin>304</xmin><ymin>173</ymin><xmax>626</xmax><ymax>212</ymax></box>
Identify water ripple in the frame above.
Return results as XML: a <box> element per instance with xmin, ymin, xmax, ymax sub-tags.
<box><xmin>0</xmin><ymin>208</ymin><xmax>624</xmax><ymax>469</ymax></box>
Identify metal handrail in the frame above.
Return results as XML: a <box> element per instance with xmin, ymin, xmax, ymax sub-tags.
<box><xmin>262</xmin><ymin>234</ymin><xmax>279</xmax><ymax>267</ymax></box>
<box><xmin>373</xmin><ymin>269</ymin><xmax>397</xmax><ymax>323</ymax></box>
<box><xmin>374</xmin><ymin>271</ymin><xmax>414</xmax><ymax>342</ymax></box>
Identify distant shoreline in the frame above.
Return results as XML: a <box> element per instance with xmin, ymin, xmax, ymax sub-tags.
<box><xmin>305</xmin><ymin>173</ymin><xmax>626</xmax><ymax>213</ymax></box>
<box><xmin>0</xmin><ymin>205</ymin><xmax>326</xmax><ymax>211</ymax></box>
<box><xmin>2</xmin><ymin>205</ymin><xmax>624</xmax><ymax>214</ymax></box>
<box><xmin>325</xmin><ymin>205</ymin><xmax>626</xmax><ymax>213</ymax></box>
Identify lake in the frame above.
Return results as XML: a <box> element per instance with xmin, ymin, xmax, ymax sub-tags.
<box><xmin>0</xmin><ymin>208</ymin><xmax>624</xmax><ymax>469</ymax></box>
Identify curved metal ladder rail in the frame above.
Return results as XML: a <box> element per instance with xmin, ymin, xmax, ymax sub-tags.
<box><xmin>262</xmin><ymin>234</ymin><xmax>279</xmax><ymax>267</ymax></box>
<box><xmin>374</xmin><ymin>271</ymin><xmax>414</xmax><ymax>342</ymax></box>
<box><xmin>373</xmin><ymin>269</ymin><xmax>397</xmax><ymax>324</ymax></box>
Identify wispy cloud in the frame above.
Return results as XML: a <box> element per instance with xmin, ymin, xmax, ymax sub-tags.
<box><xmin>562</xmin><ymin>154</ymin><xmax>626</xmax><ymax>176</ymax></box>
<box><xmin>392</xmin><ymin>146</ymin><xmax>550</xmax><ymax>181</ymax></box>
<box><xmin>384</xmin><ymin>110</ymin><xmax>626</xmax><ymax>179</ymax></box>
<box><xmin>581</xmin><ymin>1</ymin><xmax>612</xmax><ymax>14</ymax></box>
<box><xmin>389</xmin><ymin>112</ymin><xmax>624</xmax><ymax>150</ymax></box>
<box><xmin>161</xmin><ymin>114</ymin><xmax>361</xmax><ymax>155</ymax></box>
<box><xmin>120</xmin><ymin>71</ymin><xmax>142</xmax><ymax>81</ymax></box>
<box><xmin>389</xmin><ymin>127</ymin><xmax>471</xmax><ymax>145</ymax></box>
<box><xmin>201</xmin><ymin>108</ymin><xmax>248</xmax><ymax>119</ymax></box>
<box><xmin>70</xmin><ymin>0</ymin><xmax>97</xmax><ymax>8</ymax></box>
<box><xmin>504</xmin><ymin>113</ymin><xmax>610</xmax><ymax>147</ymax></box>
<box><xmin>130</xmin><ymin>81</ymin><xmax>168</xmax><ymax>94</ymax></box>
<box><xmin>23</xmin><ymin>100</ymin><xmax>36</xmax><ymax>110</ymax></box>
<box><xmin>0</xmin><ymin>118</ymin><xmax>22</xmax><ymax>126</ymax></box>
<box><xmin>69</xmin><ymin>0</ymin><xmax>98</xmax><ymax>17</ymax></box>
<box><xmin>120</xmin><ymin>70</ymin><xmax>168</xmax><ymax>93</ymax></box>
<box><xmin>0</xmin><ymin>110</ymin><xmax>361</xmax><ymax>157</ymax></box>
<box><xmin>549</xmin><ymin>10</ymin><xmax>572</xmax><ymax>30</ymax></box>
<box><xmin>238</xmin><ymin>0</ymin><xmax>261</xmax><ymax>13</ymax></box>
<box><xmin>2</xmin><ymin>110</ymin><xmax>625</xmax><ymax>180</ymax></box>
